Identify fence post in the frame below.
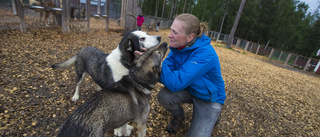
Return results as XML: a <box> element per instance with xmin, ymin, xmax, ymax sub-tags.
<box><xmin>256</xmin><ymin>45</ymin><xmax>260</xmax><ymax>55</ymax></box>
<box><xmin>278</xmin><ymin>51</ymin><xmax>283</xmax><ymax>62</ymax></box>
<box><xmin>13</xmin><ymin>0</ymin><xmax>26</xmax><ymax>33</ymax></box>
<box><xmin>303</xmin><ymin>58</ymin><xmax>312</xmax><ymax>71</ymax></box>
<box><xmin>292</xmin><ymin>55</ymin><xmax>300</xmax><ymax>67</ymax></box>
<box><xmin>314</xmin><ymin>60</ymin><xmax>320</xmax><ymax>73</ymax></box>
<box><xmin>269</xmin><ymin>48</ymin><xmax>275</xmax><ymax>60</ymax></box>
<box><xmin>249</xmin><ymin>43</ymin><xmax>253</xmax><ymax>52</ymax></box>
<box><xmin>244</xmin><ymin>41</ymin><xmax>249</xmax><ymax>51</ymax></box>
<box><xmin>236</xmin><ymin>39</ymin><xmax>240</xmax><ymax>49</ymax></box>
<box><xmin>284</xmin><ymin>53</ymin><xmax>291</xmax><ymax>65</ymax></box>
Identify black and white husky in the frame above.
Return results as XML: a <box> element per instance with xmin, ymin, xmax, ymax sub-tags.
<box><xmin>52</xmin><ymin>31</ymin><xmax>161</xmax><ymax>102</ymax></box>
<box><xmin>57</xmin><ymin>42</ymin><xmax>168</xmax><ymax>137</ymax></box>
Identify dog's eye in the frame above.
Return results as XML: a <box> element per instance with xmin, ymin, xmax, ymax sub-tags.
<box><xmin>140</xmin><ymin>38</ymin><xmax>145</xmax><ymax>41</ymax></box>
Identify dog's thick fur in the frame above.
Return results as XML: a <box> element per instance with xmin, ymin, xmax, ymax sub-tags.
<box><xmin>57</xmin><ymin>42</ymin><xmax>168</xmax><ymax>137</ymax></box>
<box><xmin>52</xmin><ymin>31</ymin><xmax>161</xmax><ymax>102</ymax></box>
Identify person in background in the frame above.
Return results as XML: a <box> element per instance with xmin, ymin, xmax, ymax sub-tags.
<box><xmin>136</xmin><ymin>12</ymin><xmax>145</xmax><ymax>31</ymax></box>
<box><xmin>156</xmin><ymin>20</ymin><xmax>160</xmax><ymax>32</ymax></box>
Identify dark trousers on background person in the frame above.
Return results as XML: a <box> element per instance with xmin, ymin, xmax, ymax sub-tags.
<box><xmin>137</xmin><ymin>25</ymin><xmax>142</xmax><ymax>31</ymax></box>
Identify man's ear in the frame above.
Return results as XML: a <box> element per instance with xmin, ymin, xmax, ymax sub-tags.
<box><xmin>187</xmin><ymin>33</ymin><xmax>195</xmax><ymax>43</ymax></box>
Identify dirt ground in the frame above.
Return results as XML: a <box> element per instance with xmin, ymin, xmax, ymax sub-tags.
<box><xmin>1</xmin><ymin>9</ymin><xmax>320</xmax><ymax>136</ymax></box>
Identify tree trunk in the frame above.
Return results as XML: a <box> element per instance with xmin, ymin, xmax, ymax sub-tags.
<box><xmin>155</xmin><ymin>0</ymin><xmax>158</xmax><ymax>17</ymax></box>
<box><xmin>161</xmin><ymin>0</ymin><xmax>165</xmax><ymax>18</ymax></box>
<box><xmin>175</xmin><ymin>0</ymin><xmax>180</xmax><ymax>16</ymax></box>
<box><xmin>169</xmin><ymin>0</ymin><xmax>173</xmax><ymax>20</ymax></box>
<box><xmin>217</xmin><ymin>12</ymin><xmax>226</xmax><ymax>41</ymax></box>
<box><xmin>183</xmin><ymin>0</ymin><xmax>187</xmax><ymax>13</ymax></box>
<box><xmin>201</xmin><ymin>0</ymin><xmax>207</xmax><ymax>22</ymax></box>
<box><xmin>226</xmin><ymin>0</ymin><xmax>246</xmax><ymax>49</ymax></box>
<box><xmin>123</xmin><ymin>0</ymin><xmax>137</xmax><ymax>35</ymax></box>
<box><xmin>172</xmin><ymin>0</ymin><xmax>177</xmax><ymax>19</ymax></box>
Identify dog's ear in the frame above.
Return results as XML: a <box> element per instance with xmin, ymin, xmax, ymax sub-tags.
<box><xmin>123</xmin><ymin>36</ymin><xmax>140</xmax><ymax>52</ymax></box>
<box><xmin>128</xmin><ymin>37</ymin><xmax>141</xmax><ymax>52</ymax></box>
<box><xmin>126</xmin><ymin>40</ymin><xmax>133</xmax><ymax>51</ymax></box>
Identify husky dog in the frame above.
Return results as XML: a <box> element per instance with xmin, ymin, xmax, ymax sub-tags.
<box><xmin>57</xmin><ymin>42</ymin><xmax>168</xmax><ymax>137</ymax></box>
<box><xmin>52</xmin><ymin>31</ymin><xmax>161</xmax><ymax>102</ymax></box>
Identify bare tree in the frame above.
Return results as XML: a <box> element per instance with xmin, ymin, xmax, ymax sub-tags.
<box><xmin>226</xmin><ymin>0</ymin><xmax>246</xmax><ymax>49</ymax></box>
<box><xmin>183</xmin><ymin>0</ymin><xmax>187</xmax><ymax>13</ymax></box>
<box><xmin>123</xmin><ymin>0</ymin><xmax>138</xmax><ymax>34</ymax></box>
<box><xmin>161</xmin><ymin>0</ymin><xmax>165</xmax><ymax>18</ymax></box>
<box><xmin>155</xmin><ymin>0</ymin><xmax>158</xmax><ymax>17</ymax></box>
<box><xmin>169</xmin><ymin>0</ymin><xmax>173</xmax><ymax>20</ymax></box>
<box><xmin>174</xmin><ymin>0</ymin><xmax>179</xmax><ymax>16</ymax></box>
<box><xmin>201</xmin><ymin>0</ymin><xmax>207</xmax><ymax>22</ymax></box>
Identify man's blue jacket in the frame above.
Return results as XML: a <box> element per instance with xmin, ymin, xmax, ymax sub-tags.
<box><xmin>160</xmin><ymin>34</ymin><xmax>226</xmax><ymax>104</ymax></box>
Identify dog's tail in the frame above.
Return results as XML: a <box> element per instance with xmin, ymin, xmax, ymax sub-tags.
<box><xmin>52</xmin><ymin>55</ymin><xmax>77</xmax><ymax>70</ymax></box>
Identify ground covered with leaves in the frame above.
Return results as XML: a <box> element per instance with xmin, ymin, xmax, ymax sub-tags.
<box><xmin>1</xmin><ymin>9</ymin><xmax>320</xmax><ymax>136</ymax></box>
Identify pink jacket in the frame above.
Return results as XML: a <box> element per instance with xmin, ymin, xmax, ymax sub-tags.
<box><xmin>137</xmin><ymin>15</ymin><xmax>145</xmax><ymax>26</ymax></box>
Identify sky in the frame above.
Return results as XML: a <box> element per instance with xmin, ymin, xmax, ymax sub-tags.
<box><xmin>299</xmin><ymin>0</ymin><xmax>319</xmax><ymax>13</ymax></box>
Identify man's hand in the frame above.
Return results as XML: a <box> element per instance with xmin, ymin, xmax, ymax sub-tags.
<box><xmin>134</xmin><ymin>47</ymin><xmax>148</xmax><ymax>59</ymax></box>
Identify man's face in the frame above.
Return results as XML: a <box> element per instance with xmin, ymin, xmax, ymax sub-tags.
<box><xmin>168</xmin><ymin>20</ymin><xmax>190</xmax><ymax>48</ymax></box>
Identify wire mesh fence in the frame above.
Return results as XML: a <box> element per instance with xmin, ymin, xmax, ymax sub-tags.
<box><xmin>208</xmin><ymin>31</ymin><xmax>320</xmax><ymax>75</ymax></box>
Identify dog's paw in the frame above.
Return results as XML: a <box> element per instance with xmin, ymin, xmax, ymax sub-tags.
<box><xmin>124</xmin><ymin>124</ymin><xmax>134</xmax><ymax>136</ymax></box>
<box><xmin>114</xmin><ymin>124</ymin><xmax>133</xmax><ymax>136</ymax></box>
<box><xmin>71</xmin><ymin>95</ymin><xmax>79</xmax><ymax>101</ymax></box>
<box><xmin>113</xmin><ymin>128</ymin><xmax>122</xmax><ymax>136</ymax></box>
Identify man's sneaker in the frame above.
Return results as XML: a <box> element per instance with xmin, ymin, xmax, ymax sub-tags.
<box><xmin>166</xmin><ymin>115</ymin><xmax>185</xmax><ymax>134</ymax></box>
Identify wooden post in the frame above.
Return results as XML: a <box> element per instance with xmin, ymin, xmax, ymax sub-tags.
<box><xmin>62</xmin><ymin>0</ymin><xmax>70</xmax><ymax>32</ymax></box>
<box><xmin>244</xmin><ymin>41</ymin><xmax>249</xmax><ymax>51</ymax></box>
<box><xmin>105</xmin><ymin>0</ymin><xmax>110</xmax><ymax>31</ymax></box>
<box><xmin>314</xmin><ymin>60</ymin><xmax>320</xmax><ymax>73</ymax></box>
<box><xmin>278</xmin><ymin>51</ymin><xmax>283</xmax><ymax>62</ymax></box>
<box><xmin>53</xmin><ymin>0</ymin><xmax>62</xmax><ymax>26</ymax></box>
<box><xmin>86</xmin><ymin>0</ymin><xmax>90</xmax><ymax>32</ymax></box>
<box><xmin>249</xmin><ymin>43</ymin><xmax>253</xmax><ymax>52</ymax></box>
<box><xmin>256</xmin><ymin>45</ymin><xmax>260</xmax><ymax>55</ymax></box>
<box><xmin>303</xmin><ymin>58</ymin><xmax>312</xmax><ymax>71</ymax></box>
<box><xmin>223</xmin><ymin>35</ymin><xmax>227</xmax><ymax>43</ymax></box>
<box><xmin>97</xmin><ymin>0</ymin><xmax>101</xmax><ymax>15</ymax></box>
<box><xmin>120</xmin><ymin>0</ymin><xmax>125</xmax><ymax>26</ymax></box>
<box><xmin>13</xmin><ymin>0</ymin><xmax>26</xmax><ymax>33</ymax></box>
<box><xmin>236</xmin><ymin>39</ymin><xmax>240</xmax><ymax>49</ymax></box>
<box><xmin>284</xmin><ymin>53</ymin><xmax>291</xmax><ymax>65</ymax></box>
<box><xmin>269</xmin><ymin>48</ymin><xmax>275</xmax><ymax>60</ymax></box>
<box><xmin>292</xmin><ymin>55</ymin><xmax>300</xmax><ymax>67</ymax></box>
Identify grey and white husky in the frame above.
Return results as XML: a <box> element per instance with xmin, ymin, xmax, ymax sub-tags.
<box><xmin>57</xmin><ymin>42</ymin><xmax>168</xmax><ymax>137</ymax></box>
<box><xmin>52</xmin><ymin>31</ymin><xmax>161</xmax><ymax>101</ymax></box>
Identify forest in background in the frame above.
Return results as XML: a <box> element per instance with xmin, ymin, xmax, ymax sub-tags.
<box><xmin>140</xmin><ymin>0</ymin><xmax>320</xmax><ymax>58</ymax></box>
